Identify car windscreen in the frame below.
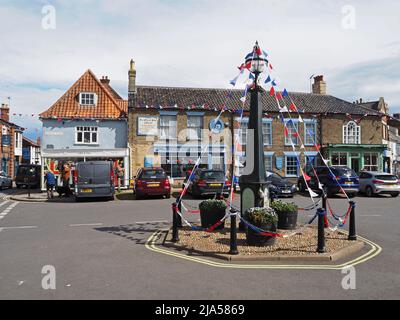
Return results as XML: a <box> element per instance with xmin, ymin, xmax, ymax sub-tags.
<box><xmin>375</xmin><ymin>175</ymin><xmax>397</xmax><ymax>181</ymax></box>
<box><xmin>334</xmin><ymin>168</ymin><xmax>357</xmax><ymax>176</ymax></box>
<box><xmin>141</xmin><ymin>170</ymin><xmax>166</xmax><ymax>179</ymax></box>
<box><xmin>201</xmin><ymin>171</ymin><xmax>225</xmax><ymax>180</ymax></box>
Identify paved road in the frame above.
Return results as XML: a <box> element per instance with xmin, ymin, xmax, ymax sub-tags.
<box><xmin>0</xmin><ymin>191</ymin><xmax>399</xmax><ymax>299</ymax></box>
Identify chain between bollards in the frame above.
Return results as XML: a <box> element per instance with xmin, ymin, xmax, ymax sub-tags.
<box><xmin>348</xmin><ymin>201</ymin><xmax>357</xmax><ymax>241</ymax></box>
<box><xmin>229</xmin><ymin>208</ymin><xmax>239</xmax><ymax>255</ymax></box>
<box><xmin>317</xmin><ymin>208</ymin><xmax>326</xmax><ymax>253</ymax></box>
<box><xmin>172</xmin><ymin>203</ymin><xmax>179</xmax><ymax>243</ymax></box>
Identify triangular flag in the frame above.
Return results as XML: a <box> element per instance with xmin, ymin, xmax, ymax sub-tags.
<box><xmin>279</xmin><ymin>106</ymin><xmax>289</xmax><ymax>113</ymax></box>
<box><xmin>289</xmin><ymin>102</ymin><xmax>297</xmax><ymax>111</ymax></box>
<box><xmin>284</xmin><ymin>127</ymin><xmax>289</xmax><ymax>136</ymax></box>
<box><xmin>276</xmin><ymin>92</ymin><xmax>283</xmax><ymax>100</ymax></box>
<box><xmin>293</xmin><ymin>132</ymin><xmax>299</xmax><ymax>138</ymax></box>
<box><xmin>269</xmin><ymin>63</ymin><xmax>273</xmax><ymax>70</ymax></box>
<box><xmin>269</xmin><ymin>86</ymin><xmax>275</xmax><ymax>97</ymax></box>
<box><xmin>300</xmin><ymin>144</ymin><xmax>305</xmax><ymax>150</ymax></box>
<box><xmin>282</xmin><ymin>89</ymin><xmax>289</xmax><ymax>97</ymax></box>
<box><xmin>272</xmin><ymin>79</ymin><xmax>277</xmax><ymax>86</ymax></box>
<box><xmin>307</xmin><ymin>187</ymin><xmax>319</xmax><ymax>198</ymax></box>
<box><xmin>298</xmin><ymin>115</ymin><xmax>304</xmax><ymax>123</ymax></box>
<box><xmin>230</xmin><ymin>75</ymin><xmax>239</xmax><ymax>86</ymax></box>
<box><xmin>314</xmin><ymin>144</ymin><xmax>321</xmax><ymax>151</ymax></box>
<box><xmin>264</xmin><ymin>75</ymin><xmax>271</xmax><ymax>84</ymax></box>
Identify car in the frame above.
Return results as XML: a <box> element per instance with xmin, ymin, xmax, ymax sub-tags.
<box><xmin>15</xmin><ymin>164</ymin><xmax>41</xmax><ymax>189</ymax></box>
<box><xmin>0</xmin><ymin>171</ymin><xmax>13</xmax><ymax>190</ymax></box>
<box><xmin>266</xmin><ymin>171</ymin><xmax>297</xmax><ymax>198</ymax></box>
<box><xmin>134</xmin><ymin>167</ymin><xmax>171</xmax><ymax>199</ymax></box>
<box><xmin>188</xmin><ymin>169</ymin><xmax>231</xmax><ymax>198</ymax></box>
<box><xmin>359</xmin><ymin>171</ymin><xmax>400</xmax><ymax>197</ymax></box>
<box><xmin>298</xmin><ymin>166</ymin><xmax>359</xmax><ymax>197</ymax></box>
<box><xmin>74</xmin><ymin>161</ymin><xmax>115</xmax><ymax>201</ymax></box>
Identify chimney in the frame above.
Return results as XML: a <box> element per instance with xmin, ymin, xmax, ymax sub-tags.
<box><xmin>128</xmin><ymin>59</ymin><xmax>136</xmax><ymax>94</ymax></box>
<box><xmin>128</xmin><ymin>59</ymin><xmax>137</xmax><ymax>112</ymax></box>
<box><xmin>359</xmin><ymin>98</ymin><xmax>363</xmax><ymax>103</ymax></box>
<box><xmin>100</xmin><ymin>76</ymin><xmax>110</xmax><ymax>84</ymax></box>
<box><xmin>0</xmin><ymin>103</ymin><xmax>10</xmax><ymax>122</ymax></box>
<box><xmin>312</xmin><ymin>75</ymin><xmax>327</xmax><ymax>95</ymax></box>
<box><xmin>37</xmin><ymin>136</ymin><xmax>41</xmax><ymax>146</ymax></box>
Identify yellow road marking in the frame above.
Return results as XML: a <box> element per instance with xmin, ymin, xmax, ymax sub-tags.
<box><xmin>145</xmin><ymin>230</ymin><xmax>382</xmax><ymax>270</ymax></box>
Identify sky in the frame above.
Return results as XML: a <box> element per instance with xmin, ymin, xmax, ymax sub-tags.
<box><xmin>1</xmin><ymin>0</ymin><xmax>400</xmax><ymax>140</ymax></box>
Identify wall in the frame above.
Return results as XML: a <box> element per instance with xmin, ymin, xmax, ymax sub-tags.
<box><xmin>42</xmin><ymin>119</ymin><xmax>128</xmax><ymax>150</ymax></box>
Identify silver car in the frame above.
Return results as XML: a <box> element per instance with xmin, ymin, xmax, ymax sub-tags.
<box><xmin>0</xmin><ymin>171</ymin><xmax>13</xmax><ymax>190</ymax></box>
<box><xmin>359</xmin><ymin>171</ymin><xmax>400</xmax><ymax>197</ymax></box>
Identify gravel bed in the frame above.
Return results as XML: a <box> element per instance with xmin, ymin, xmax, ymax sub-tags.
<box><xmin>171</xmin><ymin>225</ymin><xmax>356</xmax><ymax>256</ymax></box>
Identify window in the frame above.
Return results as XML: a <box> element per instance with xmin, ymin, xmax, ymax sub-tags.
<box><xmin>235</xmin><ymin>118</ymin><xmax>248</xmax><ymax>146</ymax></box>
<box><xmin>187</xmin><ymin>116</ymin><xmax>202</xmax><ymax>140</ymax></box>
<box><xmin>2</xmin><ymin>126</ymin><xmax>7</xmax><ymax>135</ymax></box>
<box><xmin>343</xmin><ymin>121</ymin><xmax>361</xmax><ymax>144</ymax></box>
<box><xmin>76</xmin><ymin>126</ymin><xmax>98</xmax><ymax>144</ymax></box>
<box><xmin>15</xmin><ymin>132</ymin><xmax>22</xmax><ymax>149</ymax></box>
<box><xmin>285</xmin><ymin>121</ymin><xmax>299</xmax><ymax>145</ymax></box>
<box><xmin>304</xmin><ymin>122</ymin><xmax>317</xmax><ymax>146</ymax></box>
<box><xmin>331</xmin><ymin>152</ymin><xmax>348</xmax><ymax>166</ymax></box>
<box><xmin>262</xmin><ymin>121</ymin><xmax>272</xmax><ymax>145</ymax></box>
<box><xmin>264</xmin><ymin>155</ymin><xmax>273</xmax><ymax>172</ymax></box>
<box><xmin>364</xmin><ymin>153</ymin><xmax>378</xmax><ymax>171</ymax></box>
<box><xmin>159</xmin><ymin>115</ymin><xmax>177</xmax><ymax>139</ymax></box>
<box><xmin>305</xmin><ymin>155</ymin><xmax>317</xmax><ymax>171</ymax></box>
<box><xmin>79</xmin><ymin>92</ymin><xmax>96</xmax><ymax>106</ymax></box>
<box><xmin>285</xmin><ymin>156</ymin><xmax>299</xmax><ymax>177</ymax></box>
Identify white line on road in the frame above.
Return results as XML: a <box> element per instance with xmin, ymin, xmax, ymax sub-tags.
<box><xmin>0</xmin><ymin>226</ymin><xmax>38</xmax><ymax>230</ymax></box>
<box><xmin>359</xmin><ymin>214</ymin><xmax>382</xmax><ymax>217</ymax></box>
<box><xmin>69</xmin><ymin>223</ymin><xmax>104</xmax><ymax>227</ymax></box>
<box><xmin>135</xmin><ymin>220</ymin><xmax>169</xmax><ymax>225</ymax></box>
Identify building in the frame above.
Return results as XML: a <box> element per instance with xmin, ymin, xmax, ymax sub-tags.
<box><xmin>128</xmin><ymin>62</ymin><xmax>398</xmax><ymax>182</ymax></box>
<box><xmin>388</xmin><ymin>114</ymin><xmax>400</xmax><ymax>175</ymax></box>
<box><xmin>22</xmin><ymin>136</ymin><xmax>41</xmax><ymax>165</ymax></box>
<box><xmin>0</xmin><ymin>103</ymin><xmax>24</xmax><ymax>177</ymax></box>
<box><xmin>39</xmin><ymin>70</ymin><xmax>129</xmax><ymax>189</ymax></box>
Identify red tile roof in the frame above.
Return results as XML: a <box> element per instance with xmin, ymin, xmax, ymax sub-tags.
<box><xmin>39</xmin><ymin>69</ymin><xmax>127</xmax><ymax>119</ymax></box>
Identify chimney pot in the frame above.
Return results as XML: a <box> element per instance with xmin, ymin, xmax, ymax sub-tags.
<box><xmin>312</xmin><ymin>75</ymin><xmax>327</xmax><ymax>95</ymax></box>
<box><xmin>0</xmin><ymin>103</ymin><xmax>10</xmax><ymax>122</ymax></box>
<box><xmin>100</xmin><ymin>76</ymin><xmax>110</xmax><ymax>84</ymax></box>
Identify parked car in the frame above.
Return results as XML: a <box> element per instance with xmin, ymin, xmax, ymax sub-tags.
<box><xmin>359</xmin><ymin>171</ymin><xmax>400</xmax><ymax>197</ymax></box>
<box><xmin>15</xmin><ymin>164</ymin><xmax>41</xmax><ymax>189</ymax></box>
<box><xmin>134</xmin><ymin>167</ymin><xmax>171</xmax><ymax>199</ymax></box>
<box><xmin>266</xmin><ymin>171</ymin><xmax>297</xmax><ymax>198</ymax></box>
<box><xmin>0</xmin><ymin>171</ymin><xmax>13</xmax><ymax>190</ymax></box>
<box><xmin>298</xmin><ymin>166</ymin><xmax>359</xmax><ymax>197</ymax></box>
<box><xmin>188</xmin><ymin>169</ymin><xmax>231</xmax><ymax>198</ymax></box>
<box><xmin>74</xmin><ymin>161</ymin><xmax>115</xmax><ymax>201</ymax></box>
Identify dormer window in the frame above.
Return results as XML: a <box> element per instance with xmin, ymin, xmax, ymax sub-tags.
<box><xmin>343</xmin><ymin>121</ymin><xmax>361</xmax><ymax>144</ymax></box>
<box><xmin>79</xmin><ymin>92</ymin><xmax>97</xmax><ymax>106</ymax></box>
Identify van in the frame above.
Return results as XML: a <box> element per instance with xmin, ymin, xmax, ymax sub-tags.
<box><xmin>15</xmin><ymin>164</ymin><xmax>41</xmax><ymax>189</ymax></box>
<box><xmin>74</xmin><ymin>161</ymin><xmax>115</xmax><ymax>201</ymax></box>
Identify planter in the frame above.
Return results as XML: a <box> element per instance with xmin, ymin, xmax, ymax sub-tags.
<box><xmin>277</xmin><ymin>210</ymin><xmax>298</xmax><ymax>230</ymax></box>
<box><xmin>271</xmin><ymin>200</ymin><xmax>299</xmax><ymax>230</ymax></box>
<box><xmin>243</xmin><ymin>207</ymin><xmax>278</xmax><ymax>247</ymax></box>
<box><xmin>246</xmin><ymin>221</ymin><xmax>277</xmax><ymax>246</ymax></box>
<box><xmin>199</xmin><ymin>200</ymin><xmax>227</xmax><ymax>230</ymax></box>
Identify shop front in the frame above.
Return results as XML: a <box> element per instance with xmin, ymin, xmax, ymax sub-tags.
<box><xmin>325</xmin><ymin>144</ymin><xmax>387</xmax><ymax>174</ymax></box>
<box><xmin>41</xmin><ymin>148</ymin><xmax>130</xmax><ymax>190</ymax></box>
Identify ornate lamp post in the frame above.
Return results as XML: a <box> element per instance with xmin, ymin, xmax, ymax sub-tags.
<box><xmin>239</xmin><ymin>41</ymin><xmax>270</xmax><ymax>217</ymax></box>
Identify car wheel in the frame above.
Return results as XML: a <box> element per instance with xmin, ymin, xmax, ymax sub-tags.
<box><xmin>390</xmin><ymin>193</ymin><xmax>399</xmax><ymax>198</ymax></box>
<box><xmin>365</xmin><ymin>186</ymin><xmax>374</xmax><ymax>197</ymax></box>
<box><xmin>348</xmin><ymin>193</ymin><xmax>357</xmax><ymax>198</ymax></box>
<box><xmin>165</xmin><ymin>193</ymin><xmax>171</xmax><ymax>199</ymax></box>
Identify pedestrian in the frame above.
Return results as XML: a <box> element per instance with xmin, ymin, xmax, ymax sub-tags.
<box><xmin>44</xmin><ymin>170</ymin><xmax>56</xmax><ymax>199</ymax></box>
<box><xmin>62</xmin><ymin>163</ymin><xmax>71</xmax><ymax>197</ymax></box>
<box><xmin>116</xmin><ymin>161</ymin><xmax>124</xmax><ymax>192</ymax></box>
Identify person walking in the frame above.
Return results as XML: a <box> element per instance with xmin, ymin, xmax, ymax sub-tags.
<box><xmin>44</xmin><ymin>170</ymin><xmax>56</xmax><ymax>199</ymax></box>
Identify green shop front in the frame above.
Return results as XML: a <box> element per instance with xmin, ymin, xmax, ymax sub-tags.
<box><xmin>325</xmin><ymin>144</ymin><xmax>387</xmax><ymax>173</ymax></box>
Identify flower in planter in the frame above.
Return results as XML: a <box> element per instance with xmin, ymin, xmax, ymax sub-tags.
<box><xmin>270</xmin><ymin>200</ymin><xmax>298</xmax><ymax>214</ymax></box>
<box><xmin>244</xmin><ymin>207</ymin><xmax>278</xmax><ymax>227</ymax></box>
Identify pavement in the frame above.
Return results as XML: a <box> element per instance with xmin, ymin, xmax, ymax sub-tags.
<box><xmin>0</xmin><ymin>189</ymin><xmax>399</xmax><ymax>299</ymax></box>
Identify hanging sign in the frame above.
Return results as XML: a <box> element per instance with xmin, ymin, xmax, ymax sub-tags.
<box><xmin>137</xmin><ymin>116</ymin><xmax>159</xmax><ymax>136</ymax></box>
<box><xmin>209</xmin><ymin>119</ymin><xmax>224</xmax><ymax>134</ymax></box>
<box><xmin>1</xmin><ymin>135</ymin><xmax>11</xmax><ymax>146</ymax></box>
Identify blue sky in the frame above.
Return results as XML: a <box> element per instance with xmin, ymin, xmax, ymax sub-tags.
<box><xmin>1</xmin><ymin>0</ymin><xmax>400</xmax><ymax>140</ymax></box>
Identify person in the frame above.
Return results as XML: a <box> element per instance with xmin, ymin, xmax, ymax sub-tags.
<box><xmin>61</xmin><ymin>163</ymin><xmax>71</xmax><ymax>197</ymax></box>
<box><xmin>44</xmin><ymin>170</ymin><xmax>56</xmax><ymax>199</ymax></box>
<box><xmin>116</xmin><ymin>161</ymin><xmax>124</xmax><ymax>191</ymax></box>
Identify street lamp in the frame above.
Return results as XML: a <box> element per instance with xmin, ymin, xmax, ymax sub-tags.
<box><xmin>239</xmin><ymin>41</ymin><xmax>270</xmax><ymax>219</ymax></box>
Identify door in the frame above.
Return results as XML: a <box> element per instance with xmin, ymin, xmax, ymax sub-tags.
<box><xmin>351</xmin><ymin>158</ymin><xmax>360</xmax><ymax>174</ymax></box>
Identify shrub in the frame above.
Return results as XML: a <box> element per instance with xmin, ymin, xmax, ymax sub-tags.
<box><xmin>199</xmin><ymin>199</ymin><xmax>227</xmax><ymax>212</ymax></box>
<box><xmin>271</xmin><ymin>200</ymin><xmax>298</xmax><ymax>214</ymax></box>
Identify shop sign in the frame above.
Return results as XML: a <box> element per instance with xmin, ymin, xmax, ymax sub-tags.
<box><xmin>1</xmin><ymin>135</ymin><xmax>11</xmax><ymax>146</ymax></box>
<box><xmin>137</xmin><ymin>117</ymin><xmax>158</xmax><ymax>136</ymax></box>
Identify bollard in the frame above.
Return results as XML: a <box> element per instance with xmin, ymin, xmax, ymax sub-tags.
<box><xmin>348</xmin><ymin>201</ymin><xmax>357</xmax><ymax>241</ymax></box>
<box><xmin>177</xmin><ymin>201</ymin><xmax>183</xmax><ymax>228</ymax></box>
<box><xmin>322</xmin><ymin>193</ymin><xmax>329</xmax><ymax>228</ymax></box>
<box><xmin>172</xmin><ymin>203</ymin><xmax>179</xmax><ymax>242</ymax></box>
<box><xmin>229</xmin><ymin>208</ymin><xmax>239</xmax><ymax>255</ymax></box>
<box><xmin>316</xmin><ymin>208</ymin><xmax>326</xmax><ymax>253</ymax></box>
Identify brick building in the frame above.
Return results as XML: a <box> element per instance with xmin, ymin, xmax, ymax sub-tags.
<box><xmin>0</xmin><ymin>103</ymin><xmax>24</xmax><ymax>177</ymax></box>
<box><xmin>127</xmin><ymin>60</ymin><xmax>395</xmax><ymax>182</ymax></box>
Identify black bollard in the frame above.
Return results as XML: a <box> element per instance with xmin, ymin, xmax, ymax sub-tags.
<box><xmin>322</xmin><ymin>193</ymin><xmax>328</xmax><ymax>228</ymax></box>
<box><xmin>229</xmin><ymin>208</ymin><xmax>239</xmax><ymax>255</ymax></box>
<box><xmin>172</xmin><ymin>203</ymin><xmax>179</xmax><ymax>242</ymax></box>
<box><xmin>177</xmin><ymin>201</ymin><xmax>183</xmax><ymax>228</ymax></box>
<box><xmin>348</xmin><ymin>201</ymin><xmax>357</xmax><ymax>241</ymax></box>
<box><xmin>317</xmin><ymin>208</ymin><xmax>326</xmax><ymax>253</ymax></box>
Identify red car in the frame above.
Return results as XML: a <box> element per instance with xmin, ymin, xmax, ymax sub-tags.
<box><xmin>134</xmin><ymin>167</ymin><xmax>171</xmax><ymax>199</ymax></box>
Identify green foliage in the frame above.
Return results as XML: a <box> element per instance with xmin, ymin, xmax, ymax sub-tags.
<box><xmin>244</xmin><ymin>207</ymin><xmax>278</xmax><ymax>226</ymax></box>
<box><xmin>271</xmin><ymin>200</ymin><xmax>298</xmax><ymax>214</ymax></box>
<box><xmin>199</xmin><ymin>199</ymin><xmax>227</xmax><ymax>212</ymax></box>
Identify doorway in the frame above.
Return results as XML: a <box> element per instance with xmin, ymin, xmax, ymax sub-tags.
<box><xmin>351</xmin><ymin>157</ymin><xmax>360</xmax><ymax>174</ymax></box>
